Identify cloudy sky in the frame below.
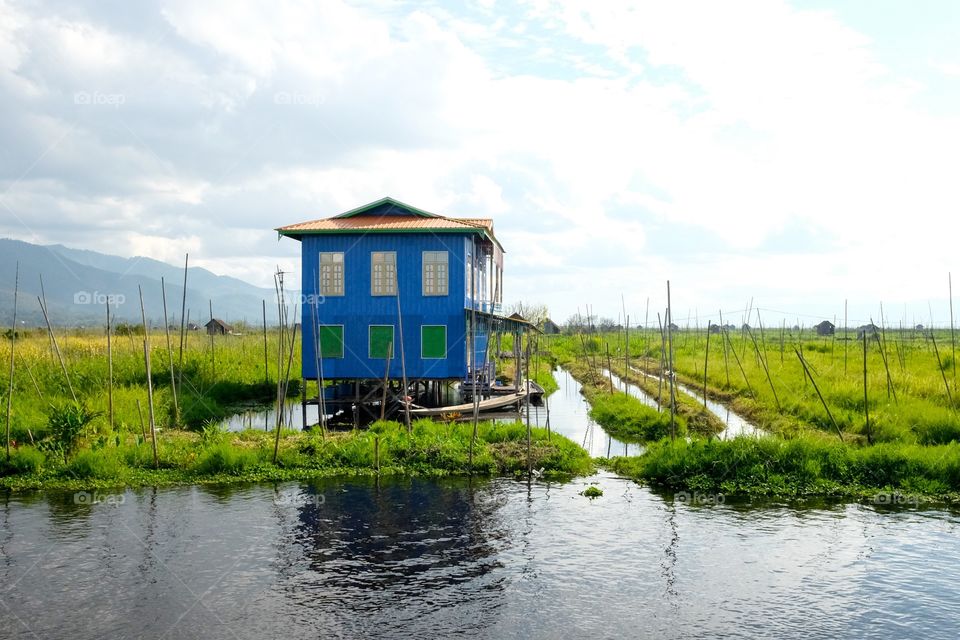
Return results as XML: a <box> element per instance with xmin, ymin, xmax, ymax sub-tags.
<box><xmin>2</xmin><ymin>0</ymin><xmax>959</xmax><ymax>328</ymax></box>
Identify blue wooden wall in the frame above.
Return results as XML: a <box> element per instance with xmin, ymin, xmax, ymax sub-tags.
<box><xmin>300</xmin><ymin>232</ymin><xmax>485</xmax><ymax>380</ymax></box>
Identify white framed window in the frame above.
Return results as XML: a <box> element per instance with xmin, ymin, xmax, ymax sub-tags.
<box><xmin>371</xmin><ymin>251</ymin><xmax>397</xmax><ymax>296</ymax></box>
<box><xmin>319</xmin><ymin>252</ymin><xmax>344</xmax><ymax>296</ymax></box>
<box><xmin>422</xmin><ymin>251</ymin><xmax>448</xmax><ymax>296</ymax></box>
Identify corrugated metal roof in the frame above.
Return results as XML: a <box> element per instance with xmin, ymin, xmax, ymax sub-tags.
<box><xmin>277</xmin><ymin>197</ymin><xmax>502</xmax><ymax>250</ymax></box>
<box><xmin>277</xmin><ymin>215</ymin><xmax>494</xmax><ymax>234</ymax></box>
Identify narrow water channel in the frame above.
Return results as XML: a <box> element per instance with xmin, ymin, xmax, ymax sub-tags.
<box><xmin>219</xmin><ymin>369</ymin><xmax>644</xmax><ymax>458</ymax></box>
<box><xmin>614</xmin><ymin>365</ymin><xmax>762</xmax><ymax>438</ymax></box>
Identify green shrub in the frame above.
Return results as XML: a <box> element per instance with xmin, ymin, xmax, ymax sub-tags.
<box><xmin>0</xmin><ymin>446</ymin><xmax>47</xmax><ymax>476</ymax></box>
<box><xmin>64</xmin><ymin>450</ymin><xmax>123</xmax><ymax>479</ymax></box>
<box><xmin>47</xmin><ymin>402</ymin><xmax>101</xmax><ymax>462</ymax></box>
<box><xmin>193</xmin><ymin>443</ymin><xmax>262</xmax><ymax>475</ymax></box>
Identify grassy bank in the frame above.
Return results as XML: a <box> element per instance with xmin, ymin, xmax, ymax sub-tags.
<box><xmin>548</xmin><ymin>328</ymin><xmax>960</xmax><ymax>444</ymax></box>
<box><xmin>0</xmin><ymin>419</ymin><xmax>595</xmax><ymax>491</ymax></box>
<box><xmin>554</xmin><ymin>355</ymin><xmax>723</xmax><ymax>442</ymax></box>
<box><xmin>610</xmin><ymin>435</ymin><xmax>960</xmax><ymax>501</ymax></box>
<box><xmin>2</xmin><ymin>329</ymin><xmax>300</xmax><ymax>446</ymax></box>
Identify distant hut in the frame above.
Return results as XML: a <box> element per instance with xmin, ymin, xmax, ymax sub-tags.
<box><xmin>542</xmin><ymin>318</ymin><xmax>561</xmax><ymax>335</ymax></box>
<box><xmin>856</xmin><ymin>323</ymin><xmax>879</xmax><ymax>340</ymax></box>
<box><xmin>205</xmin><ymin>318</ymin><xmax>233</xmax><ymax>336</ymax></box>
<box><xmin>187</xmin><ymin>322</ymin><xmax>200</xmax><ymax>331</ymax></box>
<box><xmin>814</xmin><ymin>320</ymin><xmax>835</xmax><ymax>337</ymax></box>
<box><xmin>915</xmin><ymin>324</ymin><xmax>925</xmax><ymax>331</ymax></box>
<box><xmin>708</xmin><ymin>323</ymin><xmax>722</xmax><ymax>334</ymax></box>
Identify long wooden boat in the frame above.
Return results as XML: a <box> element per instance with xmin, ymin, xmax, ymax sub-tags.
<box><xmin>409</xmin><ymin>390</ymin><xmax>528</xmax><ymax>416</ymax></box>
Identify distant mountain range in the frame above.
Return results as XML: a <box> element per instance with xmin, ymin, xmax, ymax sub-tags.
<box><xmin>0</xmin><ymin>239</ymin><xmax>289</xmax><ymax>327</ymax></box>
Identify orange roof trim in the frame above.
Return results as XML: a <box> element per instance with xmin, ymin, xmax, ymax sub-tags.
<box><xmin>276</xmin><ymin>197</ymin><xmax>502</xmax><ymax>251</ymax></box>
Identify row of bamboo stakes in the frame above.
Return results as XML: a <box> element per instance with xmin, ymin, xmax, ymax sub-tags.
<box><xmin>577</xmin><ymin>275</ymin><xmax>958</xmax><ymax>445</ymax></box>
<box><xmin>3</xmin><ymin>254</ymin><xmax>308</xmax><ymax>467</ymax></box>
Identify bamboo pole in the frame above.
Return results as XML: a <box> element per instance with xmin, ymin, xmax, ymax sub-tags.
<box><xmin>656</xmin><ymin>312</ymin><xmax>665</xmax><ymax>411</ymax></box>
<box><xmin>381</xmin><ymin>341</ymin><xmax>392</xmax><ymax>421</ymax></box>
<box><xmin>795</xmin><ymin>348</ymin><xmax>844</xmax><ymax>442</ymax></box>
<box><xmin>951</xmin><ymin>272</ymin><xmax>957</xmax><ymax>387</ymax></box>
<box><xmin>723</xmin><ymin>325</ymin><xmax>755</xmax><ymax>398</ymax></box>
<box><xmin>161</xmin><ymin>278</ymin><xmax>179</xmax><ymax>424</ymax></box>
<box><xmin>311</xmin><ymin>295</ymin><xmax>327</xmax><ymax>439</ymax></box>
<box><xmin>747</xmin><ymin>327</ymin><xmax>781</xmax><ymax>411</ymax></box>
<box><xmin>720</xmin><ymin>310</ymin><xmax>731</xmax><ymax>387</ymax></box>
<box><xmin>931</xmin><ymin>333</ymin><xmax>955</xmax><ymax>410</ymax></box>
<box><xmin>5</xmin><ymin>262</ymin><xmax>18</xmax><ymax>459</ymax></box>
<box><xmin>525</xmin><ymin>327</ymin><xmax>532</xmax><ymax>475</ymax></box>
<box><xmin>37</xmin><ymin>296</ymin><xmax>76</xmax><ymax>402</ymax></box>
<box><xmin>262</xmin><ymin>299</ymin><xmax>269</xmax><ymax>384</ymax></box>
<box><xmin>19</xmin><ymin>354</ymin><xmax>42</xmax><ymax>401</ymax></box>
<box><xmin>273</xmin><ymin>321</ymin><xmax>299</xmax><ymax>463</ymax></box>
<box><xmin>703</xmin><ymin>320</ymin><xmax>710</xmax><ymax>409</ymax></box>
<box><xmin>780</xmin><ymin>319</ymin><xmax>785</xmax><ymax>365</ymax></box>
<box><xmin>142</xmin><ymin>341</ymin><xmax>159</xmax><ymax>468</ymax></box>
<box><xmin>136</xmin><ymin>399</ymin><xmax>147</xmax><ymax>441</ymax></box>
<box><xmin>471</xmin><ymin>316</ymin><xmax>494</xmax><ymax>471</ymax></box>
<box><xmin>396</xmin><ymin>283</ymin><xmax>411</xmax><ymax>433</ymax></box>
<box><xmin>139</xmin><ymin>286</ymin><xmax>160</xmax><ymax>468</ymax></box>
<box><xmin>177</xmin><ymin>254</ymin><xmax>188</xmax><ymax>398</ymax></box>
<box><xmin>39</xmin><ymin>274</ymin><xmax>53</xmax><ymax>356</ymax></box>
<box><xmin>667</xmin><ymin>281</ymin><xmax>676</xmax><ymax>440</ymax></box>
<box><xmin>106</xmin><ymin>301</ymin><xmax>114</xmax><ymax>442</ymax></box>
<box><xmin>624</xmin><ymin>314</ymin><xmax>630</xmax><ymax>381</ymax></box>
<box><xmin>469</xmin><ymin>245</ymin><xmax>479</xmax><ymax>470</ymax></box>
<box><xmin>606</xmin><ymin>343</ymin><xmax>614</xmax><ymax>393</ymax></box>
<box><xmin>863</xmin><ymin>332</ymin><xmax>871</xmax><ymax>444</ymax></box>
<box><xmin>872</xmin><ymin>331</ymin><xmax>898</xmax><ymax>405</ymax></box>
<box><xmin>844</xmin><ymin>299</ymin><xmax>849</xmax><ymax>375</ymax></box>
<box><xmin>879</xmin><ymin>304</ymin><xmax>892</xmax><ymax>399</ymax></box>
<box><xmin>208</xmin><ymin>299</ymin><xmax>216</xmax><ymax>380</ymax></box>
<box><xmin>644</xmin><ymin>297</ymin><xmax>650</xmax><ymax>358</ymax></box>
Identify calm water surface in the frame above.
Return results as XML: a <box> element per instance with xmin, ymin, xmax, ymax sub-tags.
<box><xmin>3</xmin><ymin>369</ymin><xmax>958</xmax><ymax>638</ymax></box>
<box><xmin>2</xmin><ymin>475</ymin><xmax>959</xmax><ymax>639</ymax></box>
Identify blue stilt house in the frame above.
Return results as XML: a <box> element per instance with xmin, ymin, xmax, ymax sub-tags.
<box><xmin>277</xmin><ymin>197</ymin><xmax>527</xmax><ymax>419</ymax></box>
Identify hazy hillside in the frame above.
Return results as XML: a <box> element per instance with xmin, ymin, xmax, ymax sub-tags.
<box><xmin>0</xmin><ymin>239</ymin><xmax>288</xmax><ymax>327</ymax></box>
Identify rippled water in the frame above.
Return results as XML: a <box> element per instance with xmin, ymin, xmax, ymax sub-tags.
<box><xmin>2</xmin><ymin>474</ymin><xmax>959</xmax><ymax>639</ymax></box>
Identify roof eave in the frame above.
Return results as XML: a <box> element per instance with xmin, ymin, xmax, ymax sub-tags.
<box><xmin>276</xmin><ymin>226</ymin><xmax>504</xmax><ymax>251</ymax></box>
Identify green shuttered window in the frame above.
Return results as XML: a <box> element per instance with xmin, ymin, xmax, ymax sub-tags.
<box><xmin>369</xmin><ymin>325</ymin><xmax>394</xmax><ymax>359</ymax></box>
<box><xmin>421</xmin><ymin>325</ymin><xmax>446</xmax><ymax>359</ymax></box>
<box><xmin>318</xmin><ymin>325</ymin><xmax>344</xmax><ymax>358</ymax></box>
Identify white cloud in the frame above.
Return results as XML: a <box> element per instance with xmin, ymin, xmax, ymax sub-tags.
<box><xmin>1</xmin><ymin>0</ymin><xmax>958</xmax><ymax>324</ymax></box>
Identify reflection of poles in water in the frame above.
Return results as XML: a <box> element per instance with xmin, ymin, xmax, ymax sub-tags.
<box><xmin>607</xmin><ymin>434</ymin><xmax>611</xmax><ymax>458</ymax></box>
<box><xmin>663</xmin><ymin>498</ymin><xmax>679</xmax><ymax>603</ymax></box>
<box><xmin>545</xmin><ymin>387</ymin><xmax>551</xmax><ymax>441</ymax></box>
